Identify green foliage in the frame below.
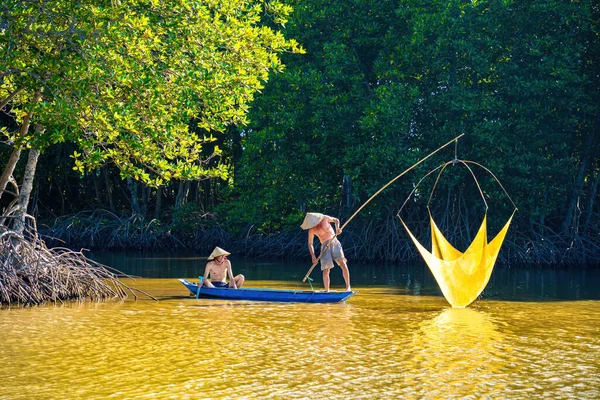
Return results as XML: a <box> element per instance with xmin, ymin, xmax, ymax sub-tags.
<box><xmin>5</xmin><ymin>0</ymin><xmax>599</xmax><ymax>256</ymax></box>
<box><xmin>223</xmin><ymin>0</ymin><xmax>599</xmax><ymax>237</ymax></box>
<box><xmin>0</xmin><ymin>0</ymin><xmax>303</xmax><ymax>186</ymax></box>
<box><xmin>373</xmin><ymin>0</ymin><xmax>597</xmax><ymax>227</ymax></box>
<box><xmin>221</xmin><ymin>0</ymin><xmax>396</xmax><ymax>232</ymax></box>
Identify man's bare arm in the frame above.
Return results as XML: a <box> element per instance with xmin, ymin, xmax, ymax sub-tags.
<box><xmin>333</xmin><ymin>217</ymin><xmax>342</xmax><ymax>235</ymax></box>
<box><xmin>325</xmin><ymin>215</ymin><xmax>342</xmax><ymax>235</ymax></box>
<box><xmin>308</xmin><ymin>229</ymin><xmax>317</xmax><ymax>264</ymax></box>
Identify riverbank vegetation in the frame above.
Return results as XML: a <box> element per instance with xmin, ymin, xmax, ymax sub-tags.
<box><xmin>0</xmin><ymin>0</ymin><xmax>301</xmax><ymax>304</ymax></box>
<box><xmin>2</xmin><ymin>0</ymin><xmax>600</xmax><ymax>268</ymax></box>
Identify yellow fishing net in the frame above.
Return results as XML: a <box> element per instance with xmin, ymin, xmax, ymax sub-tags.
<box><xmin>401</xmin><ymin>211</ymin><xmax>515</xmax><ymax>308</ymax></box>
<box><xmin>398</xmin><ymin>159</ymin><xmax>517</xmax><ymax>308</ymax></box>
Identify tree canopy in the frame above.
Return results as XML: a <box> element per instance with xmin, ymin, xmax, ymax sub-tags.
<box><xmin>1</xmin><ymin>0</ymin><xmax>302</xmax><ymax>186</ymax></box>
<box><xmin>2</xmin><ymin>0</ymin><xmax>599</xmax><ymax>264</ymax></box>
<box><xmin>225</xmin><ymin>0</ymin><xmax>599</xmax><ymax>243</ymax></box>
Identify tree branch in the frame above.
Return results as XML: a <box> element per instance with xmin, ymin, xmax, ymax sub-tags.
<box><xmin>0</xmin><ymin>86</ymin><xmax>24</xmax><ymax>110</ymax></box>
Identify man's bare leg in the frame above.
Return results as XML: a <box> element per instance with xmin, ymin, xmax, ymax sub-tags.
<box><xmin>322</xmin><ymin>268</ymin><xmax>330</xmax><ymax>292</ymax></box>
<box><xmin>235</xmin><ymin>274</ymin><xmax>245</xmax><ymax>288</ymax></box>
<box><xmin>338</xmin><ymin>259</ymin><xmax>351</xmax><ymax>291</ymax></box>
<box><xmin>229</xmin><ymin>274</ymin><xmax>245</xmax><ymax>288</ymax></box>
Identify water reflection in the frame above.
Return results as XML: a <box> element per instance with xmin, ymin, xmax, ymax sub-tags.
<box><xmin>420</xmin><ymin>307</ymin><xmax>503</xmax><ymax>346</ymax></box>
<box><xmin>1</xmin><ymin>282</ymin><xmax>599</xmax><ymax>399</ymax></box>
<box><xmin>407</xmin><ymin>307</ymin><xmax>508</xmax><ymax>398</ymax></box>
<box><xmin>88</xmin><ymin>251</ymin><xmax>600</xmax><ymax>301</ymax></box>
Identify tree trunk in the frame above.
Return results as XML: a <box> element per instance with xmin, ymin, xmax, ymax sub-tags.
<box><xmin>342</xmin><ymin>174</ymin><xmax>353</xmax><ymax>209</ymax></box>
<box><xmin>190</xmin><ymin>181</ymin><xmax>199</xmax><ymax>205</ymax></box>
<box><xmin>93</xmin><ymin>172</ymin><xmax>103</xmax><ymax>207</ymax></box>
<box><xmin>175</xmin><ymin>181</ymin><xmax>183</xmax><ymax>209</ymax></box>
<box><xmin>0</xmin><ymin>148</ymin><xmax>23</xmax><ymax>200</ymax></box>
<box><xmin>584</xmin><ymin>165</ymin><xmax>599</xmax><ymax>230</ymax></box>
<box><xmin>562</xmin><ymin>113</ymin><xmax>598</xmax><ymax>234</ymax></box>
<box><xmin>64</xmin><ymin>169</ymin><xmax>73</xmax><ymax>209</ymax></box>
<box><xmin>0</xmin><ymin>89</ymin><xmax>42</xmax><ymax>200</ymax></box>
<box><xmin>203</xmin><ymin>179</ymin><xmax>211</xmax><ymax>210</ymax></box>
<box><xmin>103</xmin><ymin>166</ymin><xmax>116</xmax><ymax>213</ymax></box>
<box><xmin>196</xmin><ymin>181</ymin><xmax>205</xmax><ymax>211</ymax></box>
<box><xmin>175</xmin><ymin>181</ymin><xmax>189</xmax><ymax>210</ymax></box>
<box><xmin>127</xmin><ymin>178</ymin><xmax>139</xmax><ymax>216</ymax></box>
<box><xmin>154</xmin><ymin>185</ymin><xmax>162</xmax><ymax>220</ymax></box>
<box><xmin>31</xmin><ymin>179</ymin><xmax>39</xmax><ymax>219</ymax></box>
<box><xmin>57</xmin><ymin>182</ymin><xmax>66</xmax><ymax>215</ymax></box>
<box><xmin>184</xmin><ymin>180</ymin><xmax>191</xmax><ymax>205</ymax></box>
<box><xmin>14</xmin><ymin>148</ymin><xmax>40</xmax><ymax>234</ymax></box>
<box><xmin>562</xmin><ymin>157</ymin><xmax>589</xmax><ymax>234</ymax></box>
<box><xmin>140</xmin><ymin>183</ymin><xmax>148</xmax><ymax>218</ymax></box>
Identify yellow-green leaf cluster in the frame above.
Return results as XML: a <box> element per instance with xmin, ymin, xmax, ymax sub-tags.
<box><xmin>0</xmin><ymin>0</ymin><xmax>303</xmax><ymax>186</ymax></box>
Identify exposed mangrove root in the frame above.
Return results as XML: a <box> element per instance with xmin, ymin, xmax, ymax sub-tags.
<box><xmin>0</xmin><ymin>225</ymin><xmax>158</xmax><ymax>306</ymax></box>
<box><xmin>43</xmin><ymin>210</ymin><xmax>182</xmax><ymax>250</ymax></box>
<box><xmin>40</xmin><ymin>209</ymin><xmax>600</xmax><ymax>267</ymax></box>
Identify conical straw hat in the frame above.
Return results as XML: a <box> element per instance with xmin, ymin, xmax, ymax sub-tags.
<box><xmin>208</xmin><ymin>246</ymin><xmax>231</xmax><ymax>260</ymax></box>
<box><xmin>300</xmin><ymin>212</ymin><xmax>324</xmax><ymax>230</ymax></box>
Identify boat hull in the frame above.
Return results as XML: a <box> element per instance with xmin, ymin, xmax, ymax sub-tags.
<box><xmin>179</xmin><ymin>279</ymin><xmax>356</xmax><ymax>303</ymax></box>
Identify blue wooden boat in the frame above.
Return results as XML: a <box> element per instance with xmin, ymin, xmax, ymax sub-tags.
<box><xmin>179</xmin><ymin>279</ymin><xmax>356</xmax><ymax>303</ymax></box>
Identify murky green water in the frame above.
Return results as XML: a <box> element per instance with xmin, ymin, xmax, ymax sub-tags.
<box><xmin>1</xmin><ymin>254</ymin><xmax>599</xmax><ymax>399</ymax></box>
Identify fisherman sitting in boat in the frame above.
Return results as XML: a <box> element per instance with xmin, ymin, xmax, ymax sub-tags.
<box><xmin>301</xmin><ymin>213</ymin><xmax>351</xmax><ymax>292</ymax></box>
<box><xmin>202</xmin><ymin>247</ymin><xmax>245</xmax><ymax>289</ymax></box>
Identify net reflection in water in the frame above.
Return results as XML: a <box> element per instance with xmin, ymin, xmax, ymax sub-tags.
<box><xmin>407</xmin><ymin>308</ymin><xmax>508</xmax><ymax>397</ymax></box>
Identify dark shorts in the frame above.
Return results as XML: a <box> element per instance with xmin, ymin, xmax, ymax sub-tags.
<box><xmin>211</xmin><ymin>281</ymin><xmax>229</xmax><ymax>288</ymax></box>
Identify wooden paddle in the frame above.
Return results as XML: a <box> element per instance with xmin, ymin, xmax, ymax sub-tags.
<box><xmin>196</xmin><ymin>276</ymin><xmax>204</xmax><ymax>298</ymax></box>
<box><xmin>302</xmin><ymin>134</ymin><xmax>465</xmax><ymax>283</ymax></box>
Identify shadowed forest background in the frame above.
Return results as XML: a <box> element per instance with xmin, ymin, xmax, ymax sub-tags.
<box><xmin>2</xmin><ymin>0</ymin><xmax>599</xmax><ymax>266</ymax></box>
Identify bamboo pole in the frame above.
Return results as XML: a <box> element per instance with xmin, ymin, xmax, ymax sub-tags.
<box><xmin>302</xmin><ymin>134</ymin><xmax>465</xmax><ymax>283</ymax></box>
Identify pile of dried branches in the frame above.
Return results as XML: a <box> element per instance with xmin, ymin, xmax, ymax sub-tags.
<box><xmin>0</xmin><ymin>227</ymin><xmax>157</xmax><ymax>306</ymax></box>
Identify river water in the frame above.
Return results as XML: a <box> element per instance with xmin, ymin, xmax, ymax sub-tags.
<box><xmin>1</xmin><ymin>253</ymin><xmax>599</xmax><ymax>399</ymax></box>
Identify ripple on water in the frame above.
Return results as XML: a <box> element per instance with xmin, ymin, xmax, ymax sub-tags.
<box><xmin>0</xmin><ymin>281</ymin><xmax>599</xmax><ymax>399</ymax></box>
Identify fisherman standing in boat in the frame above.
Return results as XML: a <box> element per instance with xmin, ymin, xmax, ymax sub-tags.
<box><xmin>201</xmin><ymin>247</ymin><xmax>245</xmax><ymax>289</ymax></box>
<box><xmin>301</xmin><ymin>213</ymin><xmax>351</xmax><ymax>292</ymax></box>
